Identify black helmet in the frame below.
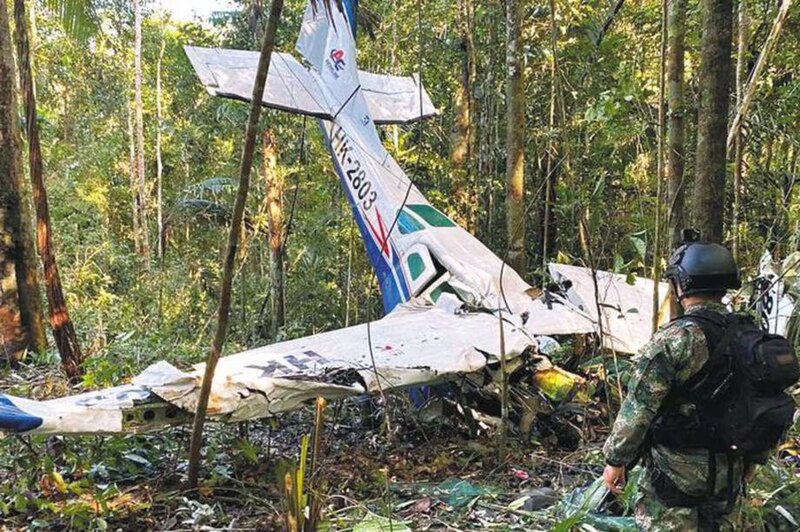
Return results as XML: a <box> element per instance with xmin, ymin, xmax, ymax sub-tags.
<box><xmin>665</xmin><ymin>230</ymin><xmax>740</xmax><ymax>298</ymax></box>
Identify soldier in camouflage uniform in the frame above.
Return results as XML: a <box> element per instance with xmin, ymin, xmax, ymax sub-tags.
<box><xmin>602</xmin><ymin>235</ymin><xmax>754</xmax><ymax>531</ymax></box>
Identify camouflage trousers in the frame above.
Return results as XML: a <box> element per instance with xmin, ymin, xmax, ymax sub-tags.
<box><xmin>633</xmin><ymin>469</ymin><xmax>735</xmax><ymax>532</ymax></box>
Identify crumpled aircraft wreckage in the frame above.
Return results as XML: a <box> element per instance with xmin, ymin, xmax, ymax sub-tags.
<box><xmin>0</xmin><ymin>0</ymin><xmax>671</xmax><ymax>436</ymax></box>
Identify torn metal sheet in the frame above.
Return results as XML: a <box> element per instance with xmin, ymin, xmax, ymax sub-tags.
<box><xmin>0</xmin><ymin>307</ymin><xmax>542</xmax><ymax>435</ymax></box>
<box><xmin>548</xmin><ymin>263</ymin><xmax>670</xmax><ymax>354</ymax></box>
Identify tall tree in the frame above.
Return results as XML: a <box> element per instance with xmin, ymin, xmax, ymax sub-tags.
<box><xmin>450</xmin><ymin>0</ymin><xmax>476</xmax><ymax>232</ymax></box>
<box><xmin>653</xmin><ymin>0</ymin><xmax>667</xmax><ymax>333</ymax></box>
<box><xmin>666</xmin><ymin>0</ymin><xmax>686</xmax><ymax>249</ymax></box>
<box><xmin>13</xmin><ymin>0</ymin><xmax>82</xmax><ymax>378</ymax></box>
<box><xmin>0</xmin><ymin>2</ymin><xmax>26</xmax><ymax>362</ymax></box>
<box><xmin>187</xmin><ymin>0</ymin><xmax>284</xmax><ymax>488</ymax></box>
<box><xmin>133</xmin><ymin>0</ymin><xmax>149</xmax><ymax>260</ymax></box>
<box><xmin>0</xmin><ymin>0</ymin><xmax>46</xmax><ymax>355</ymax></box>
<box><xmin>263</xmin><ymin>129</ymin><xmax>285</xmax><ymax>339</ymax></box>
<box><xmin>541</xmin><ymin>0</ymin><xmax>561</xmax><ymax>264</ymax></box>
<box><xmin>727</xmin><ymin>0</ymin><xmax>793</xmax><ymax>151</ymax></box>
<box><xmin>732</xmin><ymin>0</ymin><xmax>748</xmax><ymax>259</ymax></box>
<box><xmin>127</xmin><ymin>105</ymin><xmax>140</xmax><ymax>252</ymax></box>
<box><xmin>505</xmin><ymin>0</ymin><xmax>526</xmax><ymax>275</ymax></box>
<box><xmin>693</xmin><ymin>0</ymin><xmax>733</xmax><ymax>243</ymax></box>
<box><xmin>156</xmin><ymin>37</ymin><xmax>165</xmax><ymax>260</ymax></box>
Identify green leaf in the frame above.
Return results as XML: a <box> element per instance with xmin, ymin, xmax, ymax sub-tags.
<box><xmin>614</xmin><ymin>254</ymin><xmax>625</xmax><ymax>273</ymax></box>
<box><xmin>43</xmin><ymin>0</ymin><xmax>99</xmax><ymax>42</ymax></box>
<box><xmin>629</xmin><ymin>236</ymin><xmax>646</xmax><ymax>258</ymax></box>
<box><xmin>235</xmin><ymin>438</ymin><xmax>259</xmax><ymax>464</ymax></box>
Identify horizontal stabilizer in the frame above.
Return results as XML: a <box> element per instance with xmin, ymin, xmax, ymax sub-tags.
<box><xmin>184</xmin><ymin>46</ymin><xmax>438</xmax><ymax>124</ymax></box>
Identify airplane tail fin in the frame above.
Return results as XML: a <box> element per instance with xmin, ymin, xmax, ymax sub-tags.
<box><xmin>295</xmin><ymin>0</ymin><xmax>532</xmax><ymax>314</ymax></box>
<box><xmin>186</xmin><ymin>0</ymin><xmax>532</xmax><ymax>315</ymax></box>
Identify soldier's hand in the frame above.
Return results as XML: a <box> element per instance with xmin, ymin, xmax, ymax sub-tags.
<box><xmin>603</xmin><ymin>464</ymin><xmax>626</xmax><ymax>494</ymax></box>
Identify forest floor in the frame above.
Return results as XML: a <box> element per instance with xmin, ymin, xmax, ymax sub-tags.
<box><xmin>0</xmin><ymin>361</ymin><xmax>797</xmax><ymax>531</ymax></box>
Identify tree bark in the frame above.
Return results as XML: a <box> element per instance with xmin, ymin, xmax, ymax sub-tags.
<box><xmin>0</xmin><ymin>6</ymin><xmax>26</xmax><ymax>361</ymax></box>
<box><xmin>732</xmin><ymin>0</ymin><xmax>749</xmax><ymax>260</ymax></box>
<box><xmin>693</xmin><ymin>0</ymin><xmax>733</xmax><ymax>243</ymax></box>
<box><xmin>133</xmin><ymin>0</ymin><xmax>149</xmax><ymax>261</ymax></box>
<box><xmin>263</xmin><ymin>129</ymin><xmax>285</xmax><ymax>339</ymax></box>
<box><xmin>14</xmin><ymin>0</ymin><xmax>82</xmax><ymax>378</ymax></box>
<box><xmin>450</xmin><ymin>0</ymin><xmax>476</xmax><ymax>232</ymax></box>
<box><xmin>505</xmin><ymin>0</ymin><xmax>526</xmax><ymax>275</ymax></box>
<box><xmin>0</xmin><ymin>207</ymin><xmax>26</xmax><ymax>362</ymax></box>
<box><xmin>0</xmin><ymin>0</ymin><xmax>46</xmax><ymax>355</ymax></box>
<box><xmin>187</xmin><ymin>0</ymin><xmax>283</xmax><ymax>489</ymax></box>
<box><xmin>666</xmin><ymin>0</ymin><xmax>686</xmax><ymax>249</ymax></box>
<box><xmin>127</xmin><ymin>104</ymin><xmax>140</xmax><ymax>252</ymax></box>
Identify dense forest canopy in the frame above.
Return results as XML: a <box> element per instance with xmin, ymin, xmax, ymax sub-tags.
<box><xmin>0</xmin><ymin>0</ymin><xmax>799</xmax><ymax>529</ymax></box>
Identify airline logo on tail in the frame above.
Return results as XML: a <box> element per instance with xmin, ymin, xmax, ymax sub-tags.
<box><xmin>329</xmin><ymin>49</ymin><xmax>346</xmax><ymax>73</ymax></box>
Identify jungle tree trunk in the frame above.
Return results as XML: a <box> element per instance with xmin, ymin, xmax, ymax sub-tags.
<box><xmin>693</xmin><ymin>0</ymin><xmax>733</xmax><ymax>243</ymax></box>
<box><xmin>450</xmin><ymin>0</ymin><xmax>476</xmax><ymax>232</ymax></box>
<box><xmin>541</xmin><ymin>0</ymin><xmax>560</xmax><ymax>264</ymax></box>
<box><xmin>0</xmin><ymin>1</ymin><xmax>26</xmax><ymax>361</ymax></box>
<box><xmin>666</xmin><ymin>0</ymin><xmax>686</xmax><ymax>249</ymax></box>
<box><xmin>14</xmin><ymin>0</ymin><xmax>82</xmax><ymax>378</ymax></box>
<box><xmin>156</xmin><ymin>38</ymin><xmax>165</xmax><ymax>260</ymax></box>
<box><xmin>0</xmin><ymin>0</ymin><xmax>46</xmax><ymax>355</ymax></box>
<box><xmin>732</xmin><ymin>0</ymin><xmax>748</xmax><ymax>260</ymax></box>
<box><xmin>653</xmin><ymin>0</ymin><xmax>667</xmax><ymax>333</ymax></box>
<box><xmin>505</xmin><ymin>0</ymin><xmax>526</xmax><ymax>275</ymax></box>
<box><xmin>127</xmin><ymin>105</ymin><xmax>140</xmax><ymax>252</ymax></box>
<box><xmin>133</xmin><ymin>0</ymin><xmax>149</xmax><ymax>260</ymax></box>
<box><xmin>187</xmin><ymin>0</ymin><xmax>284</xmax><ymax>489</ymax></box>
<box><xmin>727</xmin><ymin>0</ymin><xmax>793</xmax><ymax>151</ymax></box>
<box><xmin>478</xmin><ymin>6</ymin><xmax>497</xmax><ymax>241</ymax></box>
<box><xmin>263</xmin><ymin>130</ymin><xmax>285</xmax><ymax>339</ymax></box>
<box><xmin>0</xmin><ymin>207</ymin><xmax>26</xmax><ymax>362</ymax></box>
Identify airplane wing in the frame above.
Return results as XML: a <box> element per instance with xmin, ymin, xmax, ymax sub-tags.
<box><xmin>183</xmin><ymin>46</ymin><xmax>437</xmax><ymax>124</ymax></box>
<box><xmin>548</xmin><ymin>263</ymin><xmax>670</xmax><ymax>354</ymax></box>
<box><xmin>0</xmin><ymin>304</ymin><xmax>556</xmax><ymax>435</ymax></box>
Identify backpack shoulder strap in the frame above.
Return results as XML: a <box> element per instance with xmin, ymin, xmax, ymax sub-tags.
<box><xmin>671</xmin><ymin>310</ymin><xmax>737</xmax><ymax>396</ymax></box>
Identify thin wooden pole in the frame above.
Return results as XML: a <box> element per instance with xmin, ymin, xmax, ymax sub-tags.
<box><xmin>653</xmin><ymin>0</ymin><xmax>668</xmax><ymax>333</ymax></box>
<box><xmin>187</xmin><ymin>0</ymin><xmax>284</xmax><ymax>488</ymax></box>
<box><xmin>727</xmin><ymin>0</ymin><xmax>793</xmax><ymax>150</ymax></box>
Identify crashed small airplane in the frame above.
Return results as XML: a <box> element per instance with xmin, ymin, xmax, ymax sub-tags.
<box><xmin>0</xmin><ymin>0</ymin><xmax>671</xmax><ymax>436</ymax></box>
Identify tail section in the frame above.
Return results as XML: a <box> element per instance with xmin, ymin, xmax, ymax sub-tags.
<box><xmin>297</xmin><ymin>1</ymin><xmax>532</xmax><ymax>313</ymax></box>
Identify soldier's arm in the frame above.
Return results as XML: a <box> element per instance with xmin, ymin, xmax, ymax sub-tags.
<box><xmin>603</xmin><ymin>329</ymin><xmax>683</xmax><ymax>466</ymax></box>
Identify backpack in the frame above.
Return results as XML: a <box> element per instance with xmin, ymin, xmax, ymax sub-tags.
<box><xmin>652</xmin><ymin>309</ymin><xmax>799</xmax><ymax>456</ymax></box>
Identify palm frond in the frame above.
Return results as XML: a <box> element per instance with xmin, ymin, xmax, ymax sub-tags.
<box><xmin>43</xmin><ymin>0</ymin><xmax>99</xmax><ymax>41</ymax></box>
<box><xmin>181</xmin><ymin>177</ymin><xmax>236</xmax><ymax>198</ymax></box>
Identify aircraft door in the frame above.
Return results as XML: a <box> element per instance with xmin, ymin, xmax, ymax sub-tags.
<box><xmin>402</xmin><ymin>243</ymin><xmax>438</xmax><ymax>297</ymax></box>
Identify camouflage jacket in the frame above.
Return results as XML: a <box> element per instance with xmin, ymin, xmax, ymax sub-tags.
<box><xmin>603</xmin><ymin>301</ymin><xmax>744</xmax><ymax>498</ymax></box>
